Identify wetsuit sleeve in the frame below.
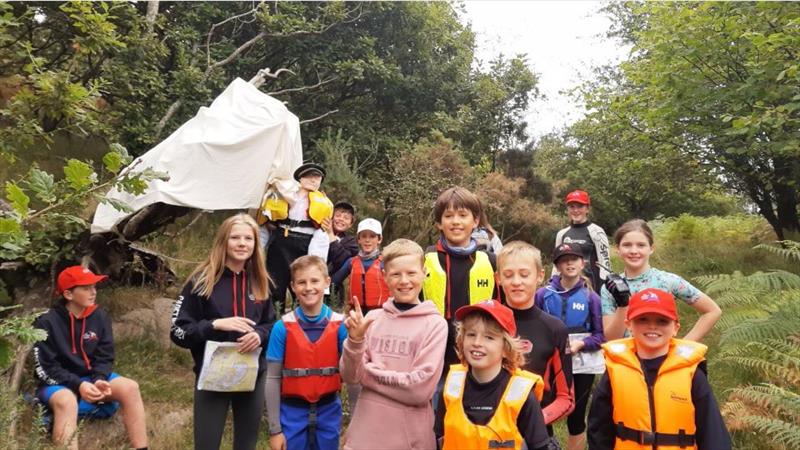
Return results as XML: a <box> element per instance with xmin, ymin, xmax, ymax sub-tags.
<box><xmin>332</xmin><ymin>257</ymin><xmax>354</xmax><ymax>286</ymax></box>
<box><xmin>542</xmin><ymin>324</ymin><xmax>574</xmax><ymax>424</ymax></box>
<box><xmin>518</xmin><ymin>388</ymin><xmax>552</xmax><ymax>450</ymax></box>
<box><xmin>265</xmin><ymin>320</ymin><xmax>287</xmax><ymax>362</ymax></box>
<box><xmin>32</xmin><ymin>314</ymin><xmax>84</xmax><ymax>392</ymax></box>
<box><xmin>170</xmin><ymin>281</ymin><xmax>216</xmax><ymax>349</ymax></box>
<box><xmin>693</xmin><ymin>365</ymin><xmax>732</xmax><ymax>449</ymax></box>
<box><xmin>337</xmin><ymin>321</ymin><xmax>348</xmax><ymax>356</ymax></box>
<box><xmin>582</xmin><ymin>291</ymin><xmax>605</xmax><ymax>352</ymax></box>
<box><xmin>265</xmin><ymin>360</ymin><xmax>283</xmax><ymax>435</ymax></box>
<box><xmin>591</xmin><ymin>225</ymin><xmax>611</xmax><ymax>281</ymax></box>
<box><xmin>90</xmin><ymin>310</ymin><xmax>115</xmax><ymax>382</ymax></box>
<box><xmin>433</xmin><ymin>388</ymin><xmax>446</xmax><ymax>442</ymax></box>
<box><xmin>253</xmin><ymin>299</ymin><xmax>276</xmax><ymax>348</ymax></box>
<box><xmin>359</xmin><ymin>318</ymin><xmax>448</xmax><ymax>406</ymax></box>
<box><xmin>587</xmin><ymin>372</ymin><xmax>615</xmax><ymax>449</ymax></box>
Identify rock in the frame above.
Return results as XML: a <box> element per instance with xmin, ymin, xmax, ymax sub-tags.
<box><xmin>113</xmin><ymin>297</ymin><xmax>176</xmax><ymax>348</ymax></box>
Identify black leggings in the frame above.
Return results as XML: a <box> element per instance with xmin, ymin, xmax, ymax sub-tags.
<box><xmin>193</xmin><ymin>371</ymin><xmax>266</xmax><ymax>450</ymax></box>
<box><xmin>266</xmin><ymin>230</ymin><xmax>312</xmax><ymax>313</ymax></box>
<box><xmin>567</xmin><ymin>373</ymin><xmax>595</xmax><ymax>435</ymax></box>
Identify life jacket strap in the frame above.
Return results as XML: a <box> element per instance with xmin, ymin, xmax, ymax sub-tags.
<box><xmin>282</xmin><ymin>367</ymin><xmax>339</xmax><ymax>377</ymax></box>
<box><xmin>615</xmin><ymin>423</ymin><xmax>695</xmax><ymax>447</ymax></box>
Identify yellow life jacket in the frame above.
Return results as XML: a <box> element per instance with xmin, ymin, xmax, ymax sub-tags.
<box><xmin>442</xmin><ymin>364</ymin><xmax>544</xmax><ymax>450</ymax></box>
<box><xmin>256</xmin><ymin>190</ymin><xmax>331</xmax><ymax>227</ymax></box>
<box><xmin>423</xmin><ymin>247</ymin><xmax>495</xmax><ymax>318</ymax></box>
<box><xmin>603</xmin><ymin>338</ymin><xmax>707</xmax><ymax>450</ymax></box>
<box><xmin>307</xmin><ymin>190</ymin><xmax>333</xmax><ymax>225</ymax></box>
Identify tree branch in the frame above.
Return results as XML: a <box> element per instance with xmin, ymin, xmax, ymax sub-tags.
<box><xmin>267</xmin><ymin>75</ymin><xmax>337</xmax><ymax>96</ymax></box>
<box><xmin>299</xmin><ymin>109</ymin><xmax>339</xmax><ymax>125</ymax></box>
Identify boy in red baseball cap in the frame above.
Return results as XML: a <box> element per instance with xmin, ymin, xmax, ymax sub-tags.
<box><xmin>587</xmin><ymin>288</ymin><xmax>730</xmax><ymax>449</ymax></box>
<box><xmin>435</xmin><ymin>300</ymin><xmax>552</xmax><ymax>450</ymax></box>
<box><xmin>33</xmin><ymin>266</ymin><xmax>148</xmax><ymax>450</ymax></box>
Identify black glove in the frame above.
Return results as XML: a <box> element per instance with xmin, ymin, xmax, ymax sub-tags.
<box><xmin>605</xmin><ymin>273</ymin><xmax>630</xmax><ymax>307</ymax></box>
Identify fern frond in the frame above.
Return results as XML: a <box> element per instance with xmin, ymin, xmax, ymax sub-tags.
<box><xmin>713</xmin><ymin>289</ymin><xmax>763</xmax><ymax>308</ymax></box>
<box><xmin>726</xmin><ymin>384</ymin><xmax>800</xmax><ymax>424</ymax></box>
<box><xmin>722</xmin><ymin>300</ymin><xmax>800</xmax><ymax>344</ymax></box>
<box><xmin>755</xmin><ymin>241</ymin><xmax>800</xmax><ymax>264</ymax></box>
<box><xmin>696</xmin><ymin>270</ymin><xmax>800</xmax><ymax>296</ymax></box>
<box><xmin>716</xmin><ymin>339</ymin><xmax>800</xmax><ymax>385</ymax></box>
<box><xmin>715</xmin><ymin>307</ymin><xmax>770</xmax><ymax>331</ymax></box>
<box><xmin>731</xmin><ymin>415</ymin><xmax>800</xmax><ymax>448</ymax></box>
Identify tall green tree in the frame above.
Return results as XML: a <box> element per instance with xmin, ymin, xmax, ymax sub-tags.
<box><xmin>590</xmin><ymin>2</ymin><xmax>800</xmax><ymax>239</ymax></box>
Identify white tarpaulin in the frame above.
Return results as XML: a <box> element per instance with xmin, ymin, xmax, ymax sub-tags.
<box><xmin>91</xmin><ymin>77</ymin><xmax>303</xmax><ymax>234</ymax></box>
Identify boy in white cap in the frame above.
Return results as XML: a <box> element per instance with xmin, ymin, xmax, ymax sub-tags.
<box><xmin>331</xmin><ymin>218</ymin><xmax>390</xmax><ymax>314</ymax></box>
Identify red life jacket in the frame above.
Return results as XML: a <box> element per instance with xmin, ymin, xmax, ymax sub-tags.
<box><xmin>349</xmin><ymin>256</ymin><xmax>390</xmax><ymax>309</ymax></box>
<box><xmin>281</xmin><ymin>310</ymin><xmax>343</xmax><ymax>402</ymax></box>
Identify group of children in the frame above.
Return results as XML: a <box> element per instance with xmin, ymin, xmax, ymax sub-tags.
<box><xmin>32</xmin><ymin>181</ymin><xmax>731</xmax><ymax>450</ymax></box>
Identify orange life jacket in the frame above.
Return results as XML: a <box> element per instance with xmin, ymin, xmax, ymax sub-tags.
<box><xmin>349</xmin><ymin>256</ymin><xmax>390</xmax><ymax>309</ymax></box>
<box><xmin>603</xmin><ymin>338</ymin><xmax>707</xmax><ymax>450</ymax></box>
<box><xmin>442</xmin><ymin>364</ymin><xmax>544</xmax><ymax>450</ymax></box>
<box><xmin>281</xmin><ymin>310</ymin><xmax>343</xmax><ymax>403</ymax></box>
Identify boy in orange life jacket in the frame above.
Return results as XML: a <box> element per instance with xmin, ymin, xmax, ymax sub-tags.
<box><xmin>422</xmin><ymin>186</ymin><xmax>499</xmax><ymax>373</ymax></box>
<box><xmin>587</xmin><ymin>288</ymin><xmax>731</xmax><ymax>449</ymax></box>
<box><xmin>265</xmin><ymin>256</ymin><xmax>347</xmax><ymax>450</ymax></box>
<box><xmin>435</xmin><ymin>300</ymin><xmax>551</xmax><ymax>450</ymax></box>
<box><xmin>331</xmin><ymin>218</ymin><xmax>390</xmax><ymax>314</ymax></box>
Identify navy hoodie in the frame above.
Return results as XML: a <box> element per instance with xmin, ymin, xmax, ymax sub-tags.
<box><xmin>33</xmin><ymin>301</ymin><xmax>114</xmax><ymax>393</ymax></box>
<box><xmin>170</xmin><ymin>267</ymin><xmax>275</xmax><ymax>375</ymax></box>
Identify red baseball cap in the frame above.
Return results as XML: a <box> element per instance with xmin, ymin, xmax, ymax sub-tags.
<box><xmin>455</xmin><ymin>300</ymin><xmax>516</xmax><ymax>336</ymax></box>
<box><xmin>57</xmin><ymin>266</ymin><xmax>108</xmax><ymax>294</ymax></box>
<box><xmin>565</xmin><ymin>190</ymin><xmax>590</xmax><ymax>205</ymax></box>
<box><xmin>627</xmin><ymin>288</ymin><xmax>678</xmax><ymax>321</ymax></box>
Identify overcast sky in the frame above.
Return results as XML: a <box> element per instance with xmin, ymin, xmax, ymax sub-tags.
<box><xmin>460</xmin><ymin>1</ymin><xmax>631</xmax><ymax>138</ymax></box>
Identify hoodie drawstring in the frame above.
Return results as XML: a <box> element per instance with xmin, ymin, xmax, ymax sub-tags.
<box><xmin>232</xmin><ymin>271</ymin><xmax>248</xmax><ymax>317</ymax></box>
<box><xmin>69</xmin><ymin>312</ymin><xmax>92</xmax><ymax>370</ymax></box>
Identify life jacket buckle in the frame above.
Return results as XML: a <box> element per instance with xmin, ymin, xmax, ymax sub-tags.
<box><xmin>639</xmin><ymin>431</ymin><xmax>655</xmax><ymax>445</ymax></box>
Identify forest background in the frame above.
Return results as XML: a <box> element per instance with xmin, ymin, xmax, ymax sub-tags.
<box><xmin>0</xmin><ymin>2</ymin><xmax>798</xmax><ymax>449</ymax></box>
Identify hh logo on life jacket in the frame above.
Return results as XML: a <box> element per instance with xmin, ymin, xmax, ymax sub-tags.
<box><xmin>476</xmin><ymin>279</ymin><xmax>489</xmax><ymax>288</ymax></box>
<box><xmin>572</xmin><ymin>303</ymin><xmax>586</xmax><ymax>311</ymax></box>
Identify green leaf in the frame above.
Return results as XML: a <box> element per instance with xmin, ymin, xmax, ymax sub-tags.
<box><xmin>63</xmin><ymin>159</ymin><xmax>96</xmax><ymax>191</ymax></box>
<box><xmin>102</xmin><ymin>151</ymin><xmax>123</xmax><ymax>174</ymax></box>
<box><xmin>24</xmin><ymin>168</ymin><xmax>56</xmax><ymax>203</ymax></box>
<box><xmin>0</xmin><ymin>338</ymin><xmax>12</xmax><ymax>370</ymax></box>
<box><xmin>0</xmin><ymin>218</ymin><xmax>21</xmax><ymax>234</ymax></box>
<box><xmin>100</xmin><ymin>196</ymin><xmax>134</xmax><ymax>213</ymax></box>
<box><xmin>5</xmin><ymin>182</ymin><xmax>29</xmax><ymax>218</ymax></box>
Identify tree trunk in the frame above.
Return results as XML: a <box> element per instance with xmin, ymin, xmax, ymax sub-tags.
<box><xmin>146</xmin><ymin>0</ymin><xmax>159</xmax><ymax>31</ymax></box>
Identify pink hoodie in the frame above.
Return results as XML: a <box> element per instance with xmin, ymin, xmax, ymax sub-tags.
<box><xmin>340</xmin><ymin>299</ymin><xmax>447</xmax><ymax>450</ymax></box>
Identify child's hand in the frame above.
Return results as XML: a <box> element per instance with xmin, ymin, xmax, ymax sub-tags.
<box><xmin>269</xmin><ymin>432</ymin><xmax>286</xmax><ymax>450</ymax></box>
<box><xmin>79</xmin><ymin>381</ymin><xmax>104</xmax><ymax>403</ymax></box>
<box><xmin>212</xmin><ymin>317</ymin><xmax>256</xmax><ymax>333</ymax></box>
<box><xmin>321</xmin><ymin>218</ymin><xmax>336</xmax><ymax>240</ymax></box>
<box><xmin>345</xmin><ymin>299</ymin><xmax>374</xmax><ymax>342</ymax></box>
<box><xmin>93</xmin><ymin>379</ymin><xmax>112</xmax><ymax>398</ymax></box>
<box><xmin>237</xmin><ymin>331</ymin><xmax>261</xmax><ymax>353</ymax></box>
<box><xmin>569</xmin><ymin>340</ymin><xmax>585</xmax><ymax>355</ymax></box>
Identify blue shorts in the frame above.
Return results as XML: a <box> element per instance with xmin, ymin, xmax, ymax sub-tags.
<box><xmin>281</xmin><ymin>395</ymin><xmax>342</xmax><ymax>450</ymax></box>
<box><xmin>37</xmin><ymin>372</ymin><xmax>121</xmax><ymax>419</ymax></box>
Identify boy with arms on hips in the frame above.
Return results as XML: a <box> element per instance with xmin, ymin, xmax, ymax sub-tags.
<box><xmin>587</xmin><ymin>288</ymin><xmax>731</xmax><ymax>449</ymax></box>
<box><xmin>497</xmin><ymin>241</ymin><xmax>574</xmax><ymax>443</ymax></box>
<box><xmin>263</xmin><ymin>163</ymin><xmax>334</xmax><ymax>313</ymax></box>
<box><xmin>34</xmin><ymin>266</ymin><xmax>148</xmax><ymax>450</ymax></box>
<box><xmin>340</xmin><ymin>239</ymin><xmax>448</xmax><ymax>450</ymax></box>
<box><xmin>332</xmin><ymin>218</ymin><xmax>390</xmax><ymax>314</ymax></box>
<box><xmin>536</xmin><ymin>243</ymin><xmax>605</xmax><ymax>450</ymax></box>
<box><xmin>435</xmin><ymin>300</ymin><xmax>551</xmax><ymax>450</ymax></box>
<box><xmin>422</xmin><ymin>186</ymin><xmax>499</xmax><ymax>374</ymax></box>
<box><xmin>265</xmin><ymin>256</ymin><xmax>347</xmax><ymax>450</ymax></box>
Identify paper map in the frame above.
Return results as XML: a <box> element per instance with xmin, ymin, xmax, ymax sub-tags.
<box><xmin>569</xmin><ymin>333</ymin><xmax>606</xmax><ymax>375</ymax></box>
<box><xmin>197</xmin><ymin>341</ymin><xmax>259</xmax><ymax>392</ymax></box>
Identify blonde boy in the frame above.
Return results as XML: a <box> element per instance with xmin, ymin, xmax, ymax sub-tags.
<box><xmin>265</xmin><ymin>256</ymin><xmax>346</xmax><ymax>450</ymax></box>
<box><xmin>340</xmin><ymin>239</ymin><xmax>448</xmax><ymax>449</ymax></box>
<box><xmin>496</xmin><ymin>241</ymin><xmax>574</xmax><ymax>435</ymax></box>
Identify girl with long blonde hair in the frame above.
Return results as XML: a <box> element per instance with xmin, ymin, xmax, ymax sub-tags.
<box><xmin>171</xmin><ymin>213</ymin><xmax>275</xmax><ymax>450</ymax></box>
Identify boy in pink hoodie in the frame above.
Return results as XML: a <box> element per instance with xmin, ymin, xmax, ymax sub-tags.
<box><xmin>340</xmin><ymin>238</ymin><xmax>448</xmax><ymax>450</ymax></box>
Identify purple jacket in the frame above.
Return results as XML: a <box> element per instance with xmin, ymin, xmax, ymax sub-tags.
<box><xmin>534</xmin><ymin>276</ymin><xmax>605</xmax><ymax>352</ymax></box>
